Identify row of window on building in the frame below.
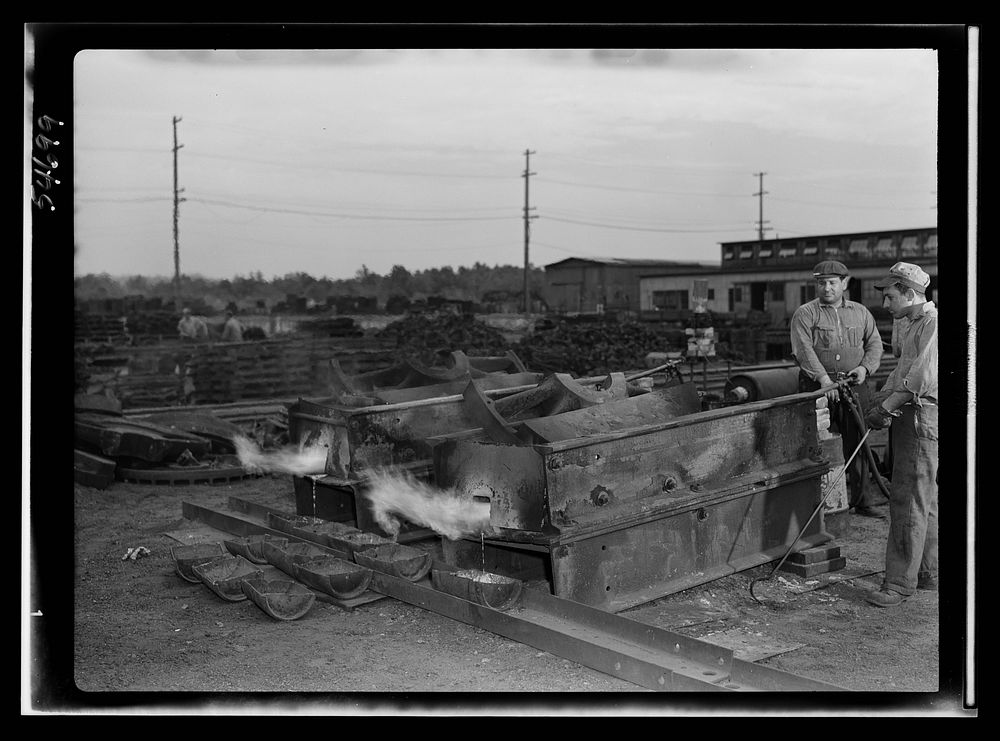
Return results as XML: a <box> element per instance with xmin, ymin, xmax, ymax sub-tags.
<box><xmin>723</xmin><ymin>233</ymin><xmax>938</xmax><ymax>263</ymax></box>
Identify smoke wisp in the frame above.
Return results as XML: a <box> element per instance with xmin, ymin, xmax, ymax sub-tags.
<box><xmin>363</xmin><ymin>468</ymin><xmax>493</xmax><ymax>541</ymax></box>
<box><xmin>234</xmin><ymin>434</ymin><xmax>329</xmax><ymax>476</ymax></box>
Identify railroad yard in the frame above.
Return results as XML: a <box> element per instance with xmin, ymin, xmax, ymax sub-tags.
<box><xmin>45</xmin><ymin>308</ymin><xmax>966</xmax><ymax>716</ymax></box>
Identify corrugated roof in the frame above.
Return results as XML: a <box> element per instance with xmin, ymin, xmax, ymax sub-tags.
<box><xmin>544</xmin><ymin>257</ymin><xmax>716</xmax><ymax>269</ymax></box>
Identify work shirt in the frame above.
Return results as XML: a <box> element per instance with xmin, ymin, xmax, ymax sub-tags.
<box><xmin>221</xmin><ymin>317</ymin><xmax>243</xmax><ymax>342</ymax></box>
<box><xmin>790</xmin><ymin>297</ymin><xmax>883</xmax><ymax>382</ymax></box>
<box><xmin>878</xmin><ymin>301</ymin><xmax>937</xmax><ymax>406</ymax></box>
<box><xmin>178</xmin><ymin>316</ymin><xmax>209</xmax><ymax>340</ymax></box>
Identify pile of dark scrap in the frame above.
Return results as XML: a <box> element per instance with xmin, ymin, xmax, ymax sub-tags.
<box><xmin>73</xmin><ymin>393</ymin><xmax>263</xmax><ymax>489</ymax></box>
<box><xmin>513</xmin><ymin>317</ymin><xmax>671</xmax><ymax>376</ymax></box>
<box><xmin>295</xmin><ymin>316</ymin><xmax>365</xmax><ymax>338</ymax></box>
<box><xmin>375</xmin><ymin>312</ymin><xmax>512</xmax><ymax>363</ymax></box>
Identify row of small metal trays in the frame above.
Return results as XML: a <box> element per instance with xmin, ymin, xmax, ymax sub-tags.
<box><xmin>170</xmin><ymin>513</ymin><xmax>522</xmax><ymax>621</ymax></box>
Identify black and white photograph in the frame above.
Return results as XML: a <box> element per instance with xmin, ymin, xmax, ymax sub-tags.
<box><xmin>26</xmin><ymin>24</ymin><xmax>976</xmax><ymax>716</ymax></box>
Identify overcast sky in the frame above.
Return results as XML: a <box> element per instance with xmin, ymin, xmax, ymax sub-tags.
<box><xmin>70</xmin><ymin>47</ymin><xmax>939</xmax><ymax>281</ymax></box>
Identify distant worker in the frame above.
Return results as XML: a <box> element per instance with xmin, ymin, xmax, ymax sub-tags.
<box><xmin>790</xmin><ymin>260</ymin><xmax>886</xmax><ymax>517</ymax></box>
<box><xmin>177</xmin><ymin>307</ymin><xmax>209</xmax><ymax>342</ymax></box>
<box><xmin>221</xmin><ymin>310</ymin><xmax>244</xmax><ymax>342</ymax></box>
<box><xmin>863</xmin><ymin>262</ymin><xmax>938</xmax><ymax>608</ymax></box>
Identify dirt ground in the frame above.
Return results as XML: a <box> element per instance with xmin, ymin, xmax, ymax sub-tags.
<box><xmin>27</xmin><ymin>473</ymin><xmax>969</xmax><ymax>716</ymax></box>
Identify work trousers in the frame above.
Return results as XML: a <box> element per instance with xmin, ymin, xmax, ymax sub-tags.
<box><xmin>830</xmin><ymin>383</ymin><xmax>886</xmax><ymax>509</ymax></box>
<box><xmin>883</xmin><ymin>404</ymin><xmax>939</xmax><ymax>595</ymax></box>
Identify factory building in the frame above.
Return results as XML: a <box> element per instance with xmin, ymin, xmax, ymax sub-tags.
<box><xmin>542</xmin><ymin>257</ymin><xmax>718</xmax><ymax>314</ymax></box>
<box><xmin>638</xmin><ymin>227</ymin><xmax>938</xmax><ymax>323</ymax></box>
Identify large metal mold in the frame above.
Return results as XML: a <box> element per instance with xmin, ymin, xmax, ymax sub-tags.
<box><xmin>288</xmin><ymin>372</ymin><xmax>625</xmax><ymax>478</ymax></box>
<box><xmin>329</xmin><ymin>350</ymin><xmax>531</xmax><ymax>396</ymax></box>
<box><xmin>433</xmin><ymin>391</ymin><xmax>832</xmax><ymax>611</ymax></box>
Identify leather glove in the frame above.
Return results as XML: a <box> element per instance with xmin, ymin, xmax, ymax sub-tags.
<box><xmin>864</xmin><ymin>404</ymin><xmax>896</xmax><ymax>430</ymax></box>
<box><xmin>848</xmin><ymin>366</ymin><xmax>868</xmax><ymax>384</ymax></box>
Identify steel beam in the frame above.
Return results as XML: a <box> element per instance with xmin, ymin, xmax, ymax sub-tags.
<box><xmin>180</xmin><ymin>500</ymin><xmax>847</xmax><ymax>693</ymax></box>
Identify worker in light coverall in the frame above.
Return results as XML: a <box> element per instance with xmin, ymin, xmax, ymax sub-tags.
<box><xmin>863</xmin><ymin>262</ymin><xmax>938</xmax><ymax>608</ymax></box>
<box><xmin>790</xmin><ymin>260</ymin><xmax>886</xmax><ymax>516</ymax></box>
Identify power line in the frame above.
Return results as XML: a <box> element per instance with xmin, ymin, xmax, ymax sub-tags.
<box><xmin>543</xmin><ymin>215</ymin><xmax>749</xmax><ymax>234</ymax></box>
<box><xmin>536</xmin><ymin>176</ymin><xmax>750</xmax><ymax>198</ymax></box>
<box><xmin>768</xmin><ymin>195</ymin><xmax>934</xmax><ymax>211</ymax></box>
<box><xmin>188</xmin><ymin>197</ymin><xmax>518</xmax><ymax>222</ymax></box>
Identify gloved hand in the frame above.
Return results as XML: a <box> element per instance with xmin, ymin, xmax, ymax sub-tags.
<box><xmin>865</xmin><ymin>404</ymin><xmax>895</xmax><ymax>430</ymax></box>
<box><xmin>848</xmin><ymin>366</ymin><xmax>868</xmax><ymax>384</ymax></box>
<box><xmin>818</xmin><ymin>375</ymin><xmax>840</xmax><ymax>405</ymax></box>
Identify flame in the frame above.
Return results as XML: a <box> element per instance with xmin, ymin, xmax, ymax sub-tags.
<box><xmin>363</xmin><ymin>468</ymin><xmax>493</xmax><ymax>541</ymax></box>
<box><xmin>233</xmin><ymin>433</ymin><xmax>329</xmax><ymax>476</ymax></box>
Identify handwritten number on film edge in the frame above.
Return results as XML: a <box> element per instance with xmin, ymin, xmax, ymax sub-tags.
<box><xmin>31</xmin><ymin>115</ymin><xmax>63</xmax><ymax>212</ymax></box>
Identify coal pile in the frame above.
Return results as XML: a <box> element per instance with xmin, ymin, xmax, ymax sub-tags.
<box><xmin>375</xmin><ymin>313</ymin><xmax>511</xmax><ymax>364</ymax></box>
<box><xmin>514</xmin><ymin>318</ymin><xmax>672</xmax><ymax>376</ymax></box>
<box><xmin>297</xmin><ymin>316</ymin><xmax>365</xmax><ymax>337</ymax></box>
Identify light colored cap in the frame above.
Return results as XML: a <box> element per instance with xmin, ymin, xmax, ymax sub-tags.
<box><xmin>874</xmin><ymin>261</ymin><xmax>931</xmax><ymax>292</ymax></box>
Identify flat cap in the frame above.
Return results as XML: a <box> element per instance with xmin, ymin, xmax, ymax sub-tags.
<box><xmin>812</xmin><ymin>260</ymin><xmax>850</xmax><ymax>278</ymax></box>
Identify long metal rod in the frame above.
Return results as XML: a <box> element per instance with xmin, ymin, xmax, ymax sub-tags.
<box><xmin>181</xmin><ymin>499</ymin><xmax>848</xmax><ymax>692</ymax></box>
<box><xmin>749</xmin><ymin>427</ymin><xmax>871</xmax><ymax>603</ymax></box>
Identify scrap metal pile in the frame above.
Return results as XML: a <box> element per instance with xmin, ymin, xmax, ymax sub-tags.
<box><xmin>512</xmin><ymin>316</ymin><xmax>673</xmax><ymax>376</ymax></box>
<box><xmin>375</xmin><ymin>313</ymin><xmax>512</xmax><ymax>364</ymax></box>
<box><xmin>73</xmin><ymin>394</ymin><xmax>277</xmax><ymax>489</ymax></box>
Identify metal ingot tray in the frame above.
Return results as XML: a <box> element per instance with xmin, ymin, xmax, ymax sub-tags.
<box><xmin>290</xmin><ymin>520</ymin><xmax>362</xmax><ymax>548</ymax></box>
<box><xmin>240</xmin><ymin>576</ymin><xmax>316</xmax><ymax>621</ymax></box>
<box><xmin>325</xmin><ymin>531</ymin><xmax>395</xmax><ymax>557</ymax></box>
<box><xmin>431</xmin><ymin>568</ymin><xmax>523</xmax><ymax>611</ymax></box>
<box><xmin>292</xmin><ymin>555</ymin><xmax>373</xmax><ymax>599</ymax></box>
<box><xmin>353</xmin><ymin>542</ymin><xmax>433</xmax><ymax>582</ymax></box>
<box><xmin>170</xmin><ymin>542</ymin><xmax>227</xmax><ymax>583</ymax></box>
<box><xmin>265</xmin><ymin>512</ymin><xmax>327</xmax><ymax>536</ymax></box>
<box><xmin>191</xmin><ymin>555</ymin><xmax>264</xmax><ymax>602</ymax></box>
<box><xmin>223</xmin><ymin>534</ymin><xmax>289</xmax><ymax>565</ymax></box>
<box><xmin>261</xmin><ymin>540</ymin><xmax>329</xmax><ymax>578</ymax></box>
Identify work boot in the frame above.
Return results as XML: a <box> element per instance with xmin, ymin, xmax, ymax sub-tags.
<box><xmin>866</xmin><ymin>587</ymin><xmax>907</xmax><ymax>607</ymax></box>
<box><xmin>852</xmin><ymin>505</ymin><xmax>887</xmax><ymax>519</ymax></box>
<box><xmin>917</xmin><ymin>574</ymin><xmax>938</xmax><ymax>591</ymax></box>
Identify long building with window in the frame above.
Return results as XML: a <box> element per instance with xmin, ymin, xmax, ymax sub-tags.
<box><xmin>638</xmin><ymin>227</ymin><xmax>938</xmax><ymax>324</ymax></box>
<box><xmin>543</xmin><ymin>257</ymin><xmax>718</xmax><ymax>314</ymax></box>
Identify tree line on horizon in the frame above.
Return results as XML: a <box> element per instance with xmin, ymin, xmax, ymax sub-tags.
<box><xmin>74</xmin><ymin>262</ymin><xmax>548</xmax><ymax>310</ymax></box>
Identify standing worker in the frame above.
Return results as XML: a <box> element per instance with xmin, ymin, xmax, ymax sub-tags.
<box><xmin>790</xmin><ymin>260</ymin><xmax>886</xmax><ymax>517</ymax></box>
<box><xmin>177</xmin><ymin>307</ymin><xmax>209</xmax><ymax>342</ymax></box>
<box><xmin>863</xmin><ymin>262</ymin><xmax>937</xmax><ymax>607</ymax></box>
<box><xmin>221</xmin><ymin>310</ymin><xmax>244</xmax><ymax>342</ymax></box>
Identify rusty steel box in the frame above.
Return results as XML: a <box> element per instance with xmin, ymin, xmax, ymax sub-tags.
<box><xmin>433</xmin><ymin>390</ymin><xmax>833</xmax><ymax>612</ymax></box>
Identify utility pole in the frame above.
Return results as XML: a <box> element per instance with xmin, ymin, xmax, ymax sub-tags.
<box><xmin>522</xmin><ymin>149</ymin><xmax>538</xmax><ymax>315</ymax></box>
<box><xmin>753</xmin><ymin>171</ymin><xmax>771</xmax><ymax>244</ymax></box>
<box><xmin>172</xmin><ymin>116</ymin><xmax>186</xmax><ymax>308</ymax></box>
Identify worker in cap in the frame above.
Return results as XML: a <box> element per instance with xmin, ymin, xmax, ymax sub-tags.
<box><xmin>790</xmin><ymin>259</ymin><xmax>886</xmax><ymax>517</ymax></box>
<box><xmin>864</xmin><ymin>262</ymin><xmax>937</xmax><ymax>608</ymax></box>
<box><xmin>221</xmin><ymin>308</ymin><xmax>244</xmax><ymax>342</ymax></box>
<box><xmin>177</xmin><ymin>306</ymin><xmax>209</xmax><ymax>342</ymax></box>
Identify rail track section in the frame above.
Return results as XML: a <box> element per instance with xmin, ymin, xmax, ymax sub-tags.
<box><xmin>181</xmin><ymin>498</ymin><xmax>846</xmax><ymax>693</ymax></box>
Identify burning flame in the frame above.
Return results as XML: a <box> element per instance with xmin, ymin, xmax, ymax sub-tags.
<box><xmin>233</xmin><ymin>434</ymin><xmax>329</xmax><ymax>476</ymax></box>
<box><xmin>363</xmin><ymin>468</ymin><xmax>494</xmax><ymax>541</ymax></box>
